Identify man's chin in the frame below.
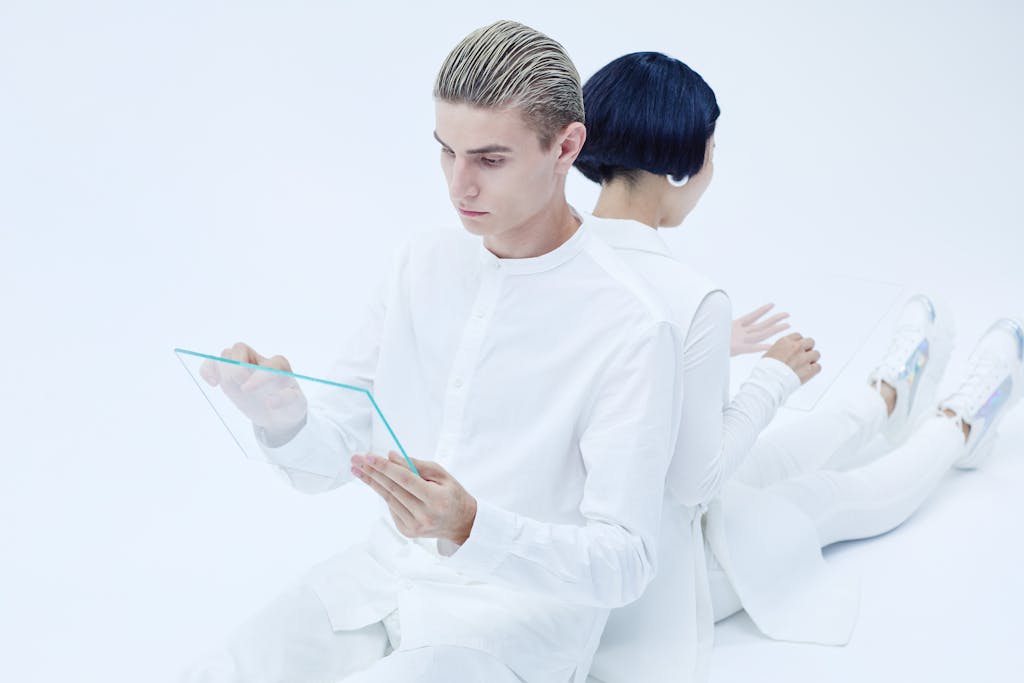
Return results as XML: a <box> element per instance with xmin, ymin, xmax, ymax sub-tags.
<box><xmin>458</xmin><ymin>217</ymin><xmax>491</xmax><ymax>236</ymax></box>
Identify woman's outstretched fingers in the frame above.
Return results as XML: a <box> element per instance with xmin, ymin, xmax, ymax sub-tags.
<box><xmin>738</xmin><ymin>302</ymin><xmax>775</xmax><ymax>324</ymax></box>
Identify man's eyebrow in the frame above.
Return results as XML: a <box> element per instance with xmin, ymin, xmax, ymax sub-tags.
<box><xmin>433</xmin><ymin>131</ymin><xmax>512</xmax><ymax>155</ymax></box>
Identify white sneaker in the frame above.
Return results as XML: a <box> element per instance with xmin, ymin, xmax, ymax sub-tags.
<box><xmin>868</xmin><ymin>294</ymin><xmax>955</xmax><ymax>444</ymax></box>
<box><xmin>940</xmin><ymin>317</ymin><xmax>1024</xmax><ymax>469</ymax></box>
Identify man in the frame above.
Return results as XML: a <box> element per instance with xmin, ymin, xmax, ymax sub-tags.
<box><xmin>185</xmin><ymin>21</ymin><xmax>685</xmax><ymax>683</ymax></box>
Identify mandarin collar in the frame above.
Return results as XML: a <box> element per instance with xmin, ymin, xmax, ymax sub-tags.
<box><xmin>477</xmin><ymin>214</ymin><xmax>589</xmax><ymax>275</ymax></box>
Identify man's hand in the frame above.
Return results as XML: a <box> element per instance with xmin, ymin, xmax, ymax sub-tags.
<box><xmin>199</xmin><ymin>342</ymin><xmax>308</xmax><ymax>437</ymax></box>
<box><xmin>763</xmin><ymin>332</ymin><xmax>822</xmax><ymax>384</ymax></box>
<box><xmin>351</xmin><ymin>452</ymin><xmax>478</xmax><ymax>545</ymax></box>
<box><xmin>731</xmin><ymin>303</ymin><xmax>791</xmax><ymax>356</ymax></box>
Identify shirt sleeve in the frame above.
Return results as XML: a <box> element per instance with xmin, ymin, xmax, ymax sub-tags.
<box><xmin>256</xmin><ymin>247</ymin><xmax>402</xmax><ymax>494</ymax></box>
<box><xmin>666</xmin><ymin>290</ymin><xmax>801</xmax><ymax>506</ymax></box>
<box><xmin>443</xmin><ymin>320</ymin><xmax>684</xmax><ymax>608</ymax></box>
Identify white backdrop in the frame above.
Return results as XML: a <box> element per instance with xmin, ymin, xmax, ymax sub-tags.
<box><xmin>2</xmin><ymin>1</ymin><xmax>1022</xmax><ymax>681</ymax></box>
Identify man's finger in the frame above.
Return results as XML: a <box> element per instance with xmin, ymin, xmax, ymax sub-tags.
<box><xmin>387</xmin><ymin>451</ymin><xmax>422</xmax><ymax>474</ymax></box>
<box><xmin>387</xmin><ymin>452</ymin><xmax>449</xmax><ymax>482</ymax></box>
<box><xmin>351</xmin><ymin>462</ymin><xmax>417</xmax><ymax>521</ymax></box>
<box><xmin>363</xmin><ymin>454</ymin><xmax>430</xmax><ymax>503</ymax></box>
<box><xmin>240</xmin><ymin>369</ymin><xmax>295</xmax><ymax>394</ymax></box>
<box><xmin>405</xmin><ymin>455</ymin><xmax>449</xmax><ymax>483</ymax></box>
<box><xmin>239</xmin><ymin>355</ymin><xmax>294</xmax><ymax>392</ymax></box>
<box><xmin>223</xmin><ymin>342</ymin><xmax>264</xmax><ymax>365</ymax></box>
<box><xmin>199</xmin><ymin>359</ymin><xmax>221</xmax><ymax>387</ymax></box>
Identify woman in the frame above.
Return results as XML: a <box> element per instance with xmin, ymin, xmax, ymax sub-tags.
<box><xmin>574</xmin><ymin>52</ymin><xmax>1024</xmax><ymax>683</ymax></box>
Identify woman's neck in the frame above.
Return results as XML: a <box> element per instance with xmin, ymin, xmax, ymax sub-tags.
<box><xmin>591</xmin><ymin>179</ymin><xmax>661</xmax><ymax>229</ymax></box>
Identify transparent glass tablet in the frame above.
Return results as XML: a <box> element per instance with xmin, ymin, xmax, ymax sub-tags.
<box><xmin>174</xmin><ymin>348</ymin><xmax>419</xmax><ymax>478</ymax></box>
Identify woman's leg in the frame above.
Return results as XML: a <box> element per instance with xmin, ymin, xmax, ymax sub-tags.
<box><xmin>764</xmin><ymin>317</ymin><xmax>1024</xmax><ymax>547</ymax></box>
<box><xmin>731</xmin><ymin>385</ymin><xmax>887</xmax><ymax>488</ymax></box>
<box><xmin>762</xmin><ymin>415</ymin><xmax>963</xmax><ymax>547</ymax></box>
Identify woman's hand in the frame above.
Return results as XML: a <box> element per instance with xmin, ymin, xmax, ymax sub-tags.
<box><xmin>763</xmin><ymin>332</ymin><xmax>822</xmax><ymax>385</ymax></box>
<box><xmin>731</xmin><ymin>303</ymin><xmax>791</xmax><ymax>356</ymax></box>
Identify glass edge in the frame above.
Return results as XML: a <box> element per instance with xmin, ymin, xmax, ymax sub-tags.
<box><xmin>172</xmin><ymin>347</ymin><xmax>421</xmax><ymax>477</ymax></box>
<box><xmin>173</xmin><ymin>347</ymin><xmax>366</xmax><ymax>394</ymax></box>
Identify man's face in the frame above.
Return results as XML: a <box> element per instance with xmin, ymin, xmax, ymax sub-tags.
<box><xmin>434</xmin><ymin>101</ymin><xmax>563</xmax><ymax>241</ymax></box>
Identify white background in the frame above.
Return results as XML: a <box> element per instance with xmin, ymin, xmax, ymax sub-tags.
<box><xmin>2</xmin><ymin>1</ymin><xmax>1022</xmax><ymax>681</ymax></box>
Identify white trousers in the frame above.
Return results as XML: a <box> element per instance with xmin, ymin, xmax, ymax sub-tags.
<box><xmin>180</xmin><ymin>583</ymin><xmax>524</xmax><ymax>683</ymax></box>
<box><xmin>710</xmin><ymin>385</ymin><xmax>965</xmax><ymax>621</ymax></box>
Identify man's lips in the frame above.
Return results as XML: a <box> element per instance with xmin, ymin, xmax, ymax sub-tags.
<box><xmin>458</xmin><ymin>207</ymin><xmax>489</xmax><ymax>217</ymax></box>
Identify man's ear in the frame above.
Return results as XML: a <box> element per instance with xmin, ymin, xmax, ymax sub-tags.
<box><xmin>553</xmin><ymin>122</ymin><xmax>586</xmax><ymax>174</ymax></box>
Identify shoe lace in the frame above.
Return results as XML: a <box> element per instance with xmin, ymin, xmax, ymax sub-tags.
<box><xmin>942</xmin><ymin>352</ymin><xmax>1002</xmax><ymax>417</ymax></box>
<box><xmin>875</xmin><ymin>327</ymin><xmax>924</xmax><ymax>382</ymax></box>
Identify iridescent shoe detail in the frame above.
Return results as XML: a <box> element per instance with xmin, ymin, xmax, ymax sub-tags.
<box><xmin>868</xmin><ymin>294</ymin><xmax>955</xmax><ymax>445</ymax></box>
<box><xmin>940</xmin><ymin>317</ymin><xmax>1024</xmax><ymax>469</ymax></box>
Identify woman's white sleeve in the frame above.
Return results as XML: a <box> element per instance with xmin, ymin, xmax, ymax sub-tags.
<box><xmin>666</xmin><ymin>291</ymin><xmax>800</xmax><ymax>506</ymax></box>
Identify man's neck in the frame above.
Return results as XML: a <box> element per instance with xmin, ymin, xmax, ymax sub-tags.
<box><xmin>483</xmin><ymin>199</ymin><xmax>581</xmax><ymax>259</ymax></box>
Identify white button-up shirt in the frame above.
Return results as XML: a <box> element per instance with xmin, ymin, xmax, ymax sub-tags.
<box><xmin>265</xmin><ymin>220</ymin><xmax>685</xmax><ymax>683</ymax></box>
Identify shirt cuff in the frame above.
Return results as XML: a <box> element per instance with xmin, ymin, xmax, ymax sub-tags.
<box><xmin>755</xmin><ymin>356</ymin><xmax>802</xmax><ymax>399</ymax></box>
<box><xmin>254</xmin><ymin>411</ymin><xmax>344</xmax><ymax>478</ymax></box>
<box><xmin>441</xmin><ymin>498</ymin><xmax>515</xmax><ymax>579</ymax></box>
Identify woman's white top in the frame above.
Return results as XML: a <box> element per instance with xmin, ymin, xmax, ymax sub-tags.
<box><xmin>585</xmin><ymin>216</ymin><xmax>846</xmax><ymax>683</ymax></box>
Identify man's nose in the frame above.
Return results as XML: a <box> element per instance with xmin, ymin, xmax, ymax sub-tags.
<box><xmin>449</xmin><ymin>158</ymin><xmax>480</xmax><ymax>201</ymax></box>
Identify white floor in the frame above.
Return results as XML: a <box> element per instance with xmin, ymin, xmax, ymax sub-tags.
<box><xmin>2</xmin><ymin>2</ymin><xmax>1022</xmax><ymax>682</ymax></box>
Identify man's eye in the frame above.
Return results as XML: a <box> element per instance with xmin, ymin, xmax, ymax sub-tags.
<box><xmin>441</xmin><ymin>147</ymin><xmax>455</xmax><ymax>156</ymax></box>
<box><xmin>482</xmin><ymin>157</ymin><xmax>504</xmax><ymax>167</ymax></box>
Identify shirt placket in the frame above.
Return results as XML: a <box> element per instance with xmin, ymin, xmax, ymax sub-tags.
<box><xmin>434</xmin><ymin>260</ymin><xmax>504</xmax><ymax>462</ymax></box>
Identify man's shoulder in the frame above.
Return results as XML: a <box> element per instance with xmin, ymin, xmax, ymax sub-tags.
<box><xmin>579</xmin><ymin>229</ymin><xmax>682</xmax><ymax>331</ymax></box>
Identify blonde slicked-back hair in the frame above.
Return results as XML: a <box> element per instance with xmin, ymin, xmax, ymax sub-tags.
<box><xmin>434</xmin><ymin>20</ymin><xmax>584</xmax><ymax>149</ymax></box>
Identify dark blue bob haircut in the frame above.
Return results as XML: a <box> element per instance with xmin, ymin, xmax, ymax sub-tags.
<box><xmin>575</xmin><ymin>52</ymin><xmax>720</xmax><ymax>185</ymax></box>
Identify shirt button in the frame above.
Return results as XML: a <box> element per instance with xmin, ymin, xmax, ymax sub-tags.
<box><xmin>473</xmin><ymin>310</ymin><xmax>486</xmax><ymax>319</ymax></box>
<box><xmin>453</xmin><ymin>378</ymin><xmax>464</xmax><ymax>389</ymax></box>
